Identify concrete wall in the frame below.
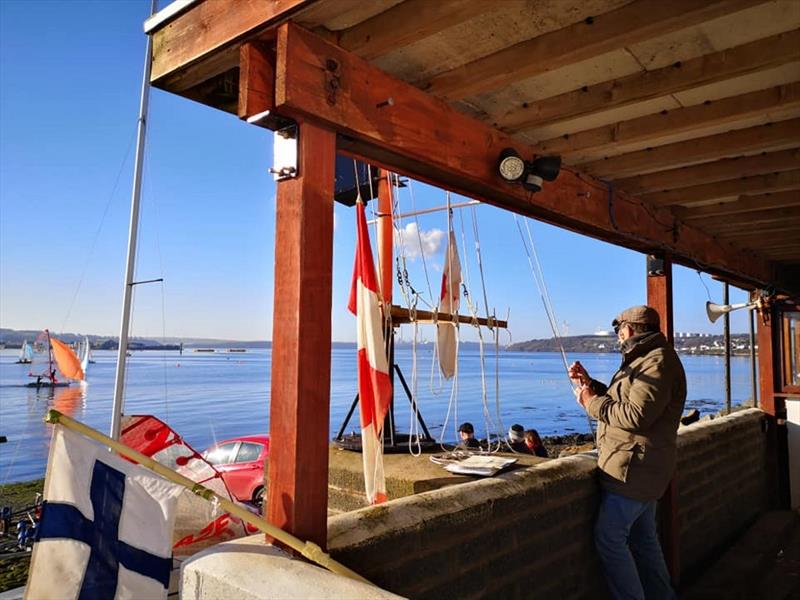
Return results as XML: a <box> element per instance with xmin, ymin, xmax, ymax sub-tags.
<box><xmin>327</xmin><ymin>409</ymin><xmax>772</xmax><ymax>599</ymax></box>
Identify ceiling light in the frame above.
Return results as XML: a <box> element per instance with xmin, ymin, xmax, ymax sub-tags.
<box><xmin>498</xmin><ymin>148</ymin><xmax>526</xmax><ymax>182</ymax></box>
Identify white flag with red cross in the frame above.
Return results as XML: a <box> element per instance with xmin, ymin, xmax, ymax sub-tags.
<box><xmin>437</xmin><ymin>230</ymin><xmax>462</xmax><ymax>379</ymax></box>
<box><xmin>348</xmin><ymin>200</ymin><xmax>393</xmax><ymax>505</ymax></box>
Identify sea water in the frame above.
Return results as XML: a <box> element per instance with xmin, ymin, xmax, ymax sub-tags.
<box><xmin>0</xmin><ymin>347</ymin><xmax>755</xmax><ymax>483</ymax></box>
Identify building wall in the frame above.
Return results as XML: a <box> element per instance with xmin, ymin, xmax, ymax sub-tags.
<box><xmin>327</xmin><ymin>409</ymin><xmax>772</xmax><ymax>599</ymax></box>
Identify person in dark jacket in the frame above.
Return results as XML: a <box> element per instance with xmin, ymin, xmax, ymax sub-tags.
<box><xmin>457</xmin><ymin>422</ymin><xmax>480</xmax><ymax>449</ymax></box>
<box><xmin>569</xmin><ymin>305</ymin><xmax>686</xmax><ymax>600</ymax></box>
<box><xmin>524</xmin><ymin>429</ymin><xmax>548</xmax><ymax>458</ymax></box>
<box><xmin>507</xmin><ymin>424</ymin><xmax>528</xmax><ymax>453</ymax></box>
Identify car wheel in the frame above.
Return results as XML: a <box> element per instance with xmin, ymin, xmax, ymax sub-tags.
<box><xmin>253</xmin><ymin>487</ymin><xmax>265</xmax><ymax>511</ymax></box>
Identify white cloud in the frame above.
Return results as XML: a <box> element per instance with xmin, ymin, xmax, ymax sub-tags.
<box><xmin>394</xmin><ymin>223</ymin><xmax>444</xmax><ymax>259</ymax></box>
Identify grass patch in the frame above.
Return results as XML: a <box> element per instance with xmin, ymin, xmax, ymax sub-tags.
<box><xmin>0</xmin><ymin>479</ymin><xmax>43</xmax><ymax>593</ymax></box>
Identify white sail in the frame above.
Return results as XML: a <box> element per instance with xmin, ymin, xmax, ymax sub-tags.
<box><xmin>79</xmin><ymin>336</ymin><xmax>90</xmax><ymax>373</ymax></box>
<box><xmin>18</xmin><ymin>340</ymin><xmax>34</xmax><ymax>363</ymax></box>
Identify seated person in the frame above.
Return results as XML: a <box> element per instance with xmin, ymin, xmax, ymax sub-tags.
<box><xmin>524</xmin><ymin>429</ymin><xmax>549</xmax><ymax>458</ymax></box>
<box><xmin>507</xmin><ymin>424</ymin><xmax>529</xmax><ymax>453</ymax></box>
<box><xmin>458</xmin><ymin>422</ymin><xmax>481</xmax><ymax>449</ymax></box>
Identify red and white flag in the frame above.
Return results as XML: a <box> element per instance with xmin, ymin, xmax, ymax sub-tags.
<box><xmin>348</xmin><ymin>201</ymin><xmax>393</xmax><ymax>505</ymax></box>
<box><xmin>437</xmin><ymin>231</ymin><xmax>462</xmax><ymax>379</ymax></box>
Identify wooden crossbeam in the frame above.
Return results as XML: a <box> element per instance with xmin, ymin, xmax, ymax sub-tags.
<box><xmin>337</xmin><ymin>0</ymin><xmax>492</xmax><ymax>61</ymax></box>
<box><xmin>389</xmin><ymin>305</ymin><xmax>507</xmax><ymax>329</ymax></box>
<box><xmin>272</xmin><ymin>23</ymin><xmax>772</xmax><ymax>287</ymax></box>
<box><xmin>150</xmin><ymin>0</ymin><xmax>316</xmax><ymax>85</ymax></box>
<box><xmin>616</xmin><ymin>149</ymin><xmax>800</xmax><ymax>195</ymax></box>
<box><xmin>580</xmin><ymin>119</ymin><xmax>800</xmax><ymax>179</ymax></box>
<box><xmin>642</xmin><ymin>170</ymin><xmax>800</xmax><ymax>206</ymax></box>
<box><xmin>238</xmin><ymin>41</ymin><xmax>274</xmax><ymax>119</ymax></box>
<box><xmin>497</xmin><ymin>29</ymin><xmax>800</xmax><ymax>131</ymax></box>
<box><xmin>533</xmin><ymin>83</ymin><xmax>800</xmax><ymax>158</ymax></box>
<box><xmin>715</xmin><ymin>222</ymin><xmax>800</xmax><ymax>238</ymax></box>
<box><xmin>674</xmin><ymin>191</ymin><xmax>800</xmax><ymax>219</ymax></box>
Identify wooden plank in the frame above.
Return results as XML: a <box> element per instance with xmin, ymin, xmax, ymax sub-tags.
<box><xmin>674</xmin><ymin>191</ymin><xmax>800</xmax><ymax>219</ymax></box>
<box><xmin>273</xmin><ymin>23</ymin><xmax>773</xmax><ymax>288</ymax></box>
<box><xmin>497</xmin><ymin>29</ymin><xmax>800</xmax><ymax>131</ymax></box>
<box><xmin>421</xmin><ymin>0</ymin><xmax>762</xmax><ymax>101</ymax></box>
<box><xmin>642</xmin><ymin>170</ymin><xmax>800</xmax><ymax>206</ymax></box>
<box><xmin>267</xmin><ymin>119</ymin><xmax>335</xmax><ymax>549</ymax></box>
<box><xmin>534</xmin><ymin>83</ymin><xmax>800</xmax><ymax>158</ymax></box>
<box><xmin>338</xmin><ymin>0</ymin><xmax>493</xmax><ymax>61</ymax></box>
<box><xmin>580</xmin><ymin>119</ymin><xmax>800</xmax><ymax>179</ymax></box>
<box><xmin>715</xmin><ymin>222</ymin><xmax>800</xmax><ymax>238</ymax></box>
<box><xmin>238</xmin><ymin>41</ymin><xmax>275</xmax><ymax>119</ymax></box>
<box><xmin>389</xmin><ymin>305</ymin><xmax>508</xmax><ymax>329</ymax></box>
<box><xmin>617</xmin><ymin>149</ymin><xmax>800</xmax><ymax>195</ymax></box>
<box><xmin>692</xmin><ymin>206</ymin><xmax>800</xmax><ymax>229</ymax></box>
<box><xmin>151</xmin><ymin>0</ymin><xmax>317</xmax><ymax>85</ymax></box>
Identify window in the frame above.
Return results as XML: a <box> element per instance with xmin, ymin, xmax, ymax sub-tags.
<box><xmin>787</xmin><ymin>312</ymin><xmax>800</xmax><ymax>388</ymax></box>
<box><xmin>204</xmin><ymin>443</ymin><xmax>238</xmax><ymax>465</ymax></box>
<box><xmin>235</xmin><ymin>442</ymin><xmax>263</xmax><ymax>463</ymax></box>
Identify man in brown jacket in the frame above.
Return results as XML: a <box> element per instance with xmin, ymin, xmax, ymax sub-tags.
<box><xmin>569</xmin><ymin>305</ymin><xmax>686</xmax><ymax>600</ymax></box>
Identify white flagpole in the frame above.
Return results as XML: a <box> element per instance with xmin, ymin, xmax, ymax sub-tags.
<box><xmin>111</xmin><ymin>0</ymin><xmax>157</xmax><ymax>440</ymax></box>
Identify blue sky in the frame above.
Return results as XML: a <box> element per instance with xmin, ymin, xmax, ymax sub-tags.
<box><xmin>0</xmin><ymin>1</ymin><xmax>753</xmax><ymax>343</ymax></box>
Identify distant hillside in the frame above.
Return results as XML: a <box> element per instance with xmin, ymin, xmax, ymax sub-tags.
<box><xmin>509</xmin><ymin>333</ymin><xmax>754</xmax><ymax>355</ymax></box>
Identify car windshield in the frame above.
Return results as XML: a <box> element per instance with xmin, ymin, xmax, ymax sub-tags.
<box><xmin>235</xmin><ymin>442</ymin><xmax>263</xmax><ymax>463</ymax></box>
<box><xmin>205</xmin><ymin>442</ymin><xmax>238</xmax><ymax>465</ymax></box>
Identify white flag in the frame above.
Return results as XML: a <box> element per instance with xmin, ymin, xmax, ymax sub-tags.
<box><xmin>437</xmin><ymin>231</ymin><xmax>462</xmax><ymax>379</ymax></box>
<box><xmin>26</xmin><ymin>425</ymin><xmax>183</xmax><ymax>600</ymax></box>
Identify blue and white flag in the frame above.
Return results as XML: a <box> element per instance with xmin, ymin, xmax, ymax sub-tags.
<box><xmin>26</xmin><ymin>425</ymin><xmax>183</xmax><ymax>600</ymax></box>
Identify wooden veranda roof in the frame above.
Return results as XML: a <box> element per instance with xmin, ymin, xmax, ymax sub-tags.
<box><xmin>146</xmin><ymin>0</ymin><xmax>800</xmax><ymax>293</ymax></box>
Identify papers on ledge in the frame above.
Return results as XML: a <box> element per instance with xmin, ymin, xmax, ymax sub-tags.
<box><xmin>442</xmin><ymin>456</ymin><xmax>517</xmax><ymax>477</ymax></box>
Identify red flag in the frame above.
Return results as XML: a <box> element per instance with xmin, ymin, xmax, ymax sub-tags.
<box><xmin>349</xmin><ymin>201</ymin><xmax>393</xmax><ymax>504</ymax></box>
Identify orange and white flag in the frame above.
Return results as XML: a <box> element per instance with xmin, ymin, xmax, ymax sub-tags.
<box><xmin>437</xmin><ymin>231</ymin><xmax>461</xmax><ymax>379</ymax></box>
<box><xmin>348</xmin><ymin>201</ymin><xmax>393</xmax><ymax>505</ymax></box>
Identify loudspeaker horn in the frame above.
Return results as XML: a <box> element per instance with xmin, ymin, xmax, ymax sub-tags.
<box><xmin>706</xmin><ymin>301</ymin><xmax>757</xmax><ymax>323</ymax></box>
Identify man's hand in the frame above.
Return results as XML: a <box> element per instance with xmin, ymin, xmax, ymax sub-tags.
<box><xmin>575</xmin><ymin>384</ymin><xmax>595</xmax><ymax>409</ymax></box>
<box><xmin>568</xmin><ymin>361</ymin><xmax>591</xmax><ymax>387</ymax></box>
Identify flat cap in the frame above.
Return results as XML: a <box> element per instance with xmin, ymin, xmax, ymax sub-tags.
<box><xmin>612</xmin><ymin>305</ymin><xmax>660</xmax><ymax>329</ymax></box>
<box><xmin>458</xmin><ymin>422</ymin><xmax>474</xmax><ymax>434</ymax></box>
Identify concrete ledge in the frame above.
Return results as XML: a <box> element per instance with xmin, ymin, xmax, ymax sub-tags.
<box><xmin>181</xmin><ymin>534</ymin><xmax>403</xmax><ymax>600</ymax></box>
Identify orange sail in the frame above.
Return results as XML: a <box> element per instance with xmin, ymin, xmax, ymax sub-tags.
<box><xmin>50</xmin><ymin>337</ymin><xmax>85</xmax><ymax>381</ymax></box>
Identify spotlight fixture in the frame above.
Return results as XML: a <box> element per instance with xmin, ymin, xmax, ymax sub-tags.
<box><xmin>498</xmin><ymin>148</ymin><xmax>526</xmax><ymax>182</ymax></box>
<box><xmin>497</xmin><ymin>149</ymin><xmax>561</xmax><ymax>193</ymax></box>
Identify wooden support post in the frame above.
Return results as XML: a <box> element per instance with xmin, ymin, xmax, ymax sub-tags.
<box><xmin>267</xmin><ymin>120</ymin><xmax>335</xmax><ymax>549</ymax></box>
<box><xmin>646</xmin><ymin>254</ymin><xmax>680</xmax><ymax>585</ymax></box>
<box><xmin>377</xmin><ymin>173</ymin><xmax>393</xmax><ymax>305</ymax></box>
<box><xmin>756</xmin><ymin>304</ymin><xmax>791</xmax><ymax>508</ymax></box>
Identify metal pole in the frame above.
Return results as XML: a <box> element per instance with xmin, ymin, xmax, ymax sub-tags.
<box><xmin>110</xmin><ymin>0</ymin><xmax>156</xmax><ymax>440</ymax></box>
<box><xmin>749</xmin><ymin>304</ymin><xmax>758</xmax><ymax>407</ymax></box>
<box><xmin>723</xmin><ymin>283</ymin><xmax>732</xmax><ymax>414</ymax></box>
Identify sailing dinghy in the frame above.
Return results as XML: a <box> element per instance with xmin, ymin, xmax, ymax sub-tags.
<box><xmin>27</xmin><ymin>330</ymin><xmax>84</xmax><ymax>388</ymax></box>
<box><xmin>16</xmin><ymin>340</ymin><xmax>33</xmax><ymax>364</ymax></box>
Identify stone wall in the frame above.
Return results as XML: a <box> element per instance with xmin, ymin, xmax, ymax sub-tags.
<box><xmin>327</xmin><ymin>409</ymin><xmax>772</xmax><ymax>599</ymax></box>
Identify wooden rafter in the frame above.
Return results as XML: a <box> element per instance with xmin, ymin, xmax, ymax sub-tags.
<box><xmin>579</xmin><ymin>119</ymin><xmax>800</xmax><ymax>179</ymax></box>
<box><xmin>533</xmin><ymin>83</ymin><xmax>800</xmax><ymax>158</ymax></box>
<box><xmin>642</xmin><ymin>170</ymin><xmax>800</xmax><ymax>206</ymax></box>
<box><xmin>271</xmin><ymin>22</ymin><xmax>772</xmax><ymax>286</ymax></box>
<box><xmin>496</xmin><ymin>29</ymin><xmax>800</xmax><ymax>131</ymax></box>
<box><xmin>420</xmin><ymin>0</ymin><xmax>762</xmax><ymax>101</ymax></box>
<box><xmin>337</xmin><ymin>0</ymin><xmax>493</xmax><ymax>61</ymax></box>
<box><xmin>150</xmin><ymin>0</ymin><xmax>317</xmax><ymax>85</ymax></box>
<box><xmin>674</xmin><ymin>191</ymin><xmax>800</xmax><ymax>219</ymax></box>
<box><xmin>716</xmin><ymin>223</ymin><xmax>800</xmax><ymax>238</ymax></box>
<box><xmin>692</xmin><ymin>206</ymin><xmax>800</xmax><ymax>228</ymax></box>
<box><xmin>616</xmin><ymin>149</ymin><xmax>800</xmax><ymax>195</ymax></box>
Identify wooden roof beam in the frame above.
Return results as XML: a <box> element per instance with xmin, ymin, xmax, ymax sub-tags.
<box><xmin>337</xmin><ymin>0</ymin><xmax>493</xmax><ymax>61</ymax></box>
<box><xmin>692</xmin><ymin>206</ymin><xmax>800</xmax><ymax>229</ymax></box>
<box><xmin>716</xmin><ymin>223</ymin><xmax>800</xmax><ymax>238</ymax></box>
<box><xmin>150</xmin><ymin>0</ymin><xmax>318</xmax><ymax>86</ymax></box>
<box><xmin>421</xmin><ymin>0</ymin><xmax>763</xmax><ymax>101</ymax></box>
<box><xmin>617</xmin><ymin>149</ymin><xmax>800</xmax><ymax>195</ymax></box>
<box><xmin>641</xmin><ymin>170</ymin><xmax>800</xmax><ymax>207</ymax></box>
<box><xmin>580</xmin><ymin>119</ymin><xmax>800</xmax><ymax>179</ymax></box>
<box><xmin>534</xmin><ymin>83</ymin><xmax>800</xmax><ymax>158</ymax></box>
<box><xmin>674</xmin><ymin>191</ymin><xmax>800</xmax><ymax>219</ymax></box>
<box><xmin>272</xmin><ymin>23</ymin><xmax>773</xmax><ymax>288</ymax></box>
<box><xmin>498</xmin><ymin>28</ymin><xmax>800</xmax><ymax>131</ymax></box>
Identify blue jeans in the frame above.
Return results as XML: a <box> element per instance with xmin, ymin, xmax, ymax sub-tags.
<box><xmin>595</xmin><ymin>491</ymin><xmax>676</xmax><ymax>600</ymax></box>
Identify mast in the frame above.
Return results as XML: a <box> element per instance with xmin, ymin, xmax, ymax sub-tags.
<box><xmin>46</xmin><ymin>329</ymin><xmax>54</xmax><ymax>384</ymax></box>
<box><xmin>110</xmin><ymin>0</ymin><xmax>157</xmax><ymax>440</ymax></box>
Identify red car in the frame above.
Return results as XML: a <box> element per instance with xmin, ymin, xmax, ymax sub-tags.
<box><xmin>202</xmin><ymin>435</ymin><xmax>270</xmax><ymax>507</ymax></box>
